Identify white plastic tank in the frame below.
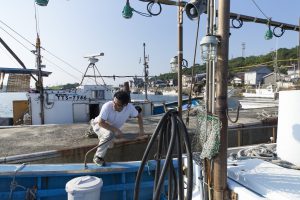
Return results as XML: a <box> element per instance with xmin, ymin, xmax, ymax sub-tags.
<box><xmin>65</xmin><ymin>176</ymin><xmax>103</xmax><ymax>200</ymax></box>
<box><xmin>277</xmin><ymin>90</ymin><xmax>300</xmax><ymax>166</ymax></box>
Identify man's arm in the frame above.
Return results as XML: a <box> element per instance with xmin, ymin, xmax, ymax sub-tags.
<box><xmin>99</xmin><ymin>118</ymin><xmax>123</xmax><ymax>137</ymax></box>
<box><xmin>137</xmin><ymin>113</ymin><xmax>145</xmax><ymax>135</ymax></box>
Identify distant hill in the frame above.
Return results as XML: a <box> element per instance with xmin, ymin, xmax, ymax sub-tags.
<box><xmin>47</xmin><ymin>83</ymin><xmax>79</xmax><ymax>90</ymax></box>
<box><xmin>154</xmin><ymin>45</ymin><xmax>299</xmax><ymax>81</ymax></box>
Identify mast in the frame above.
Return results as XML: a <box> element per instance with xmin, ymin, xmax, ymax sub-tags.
<box><xmin>177</xmin><ymin>0</ymin><xmax>183</xmax><ymax>116</ymax></box>
<box><xmin>143</xmin><ymin>43</ymin><xmax>149</xmax><ymax>100</ymax></box>
<box><xmin>36</xmin><ymin>35</ymin><xmax>45</xmax><ymax>124</ymax></box>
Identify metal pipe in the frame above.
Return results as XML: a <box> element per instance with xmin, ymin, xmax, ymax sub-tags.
<box><xmin>213</xmin><ymin>0</ymin><xmax>230</xmax><ymax>199</ymax></box>
<box><xmin>226</xmin><ymin>11</ymin><xmax>299</xmax><ymax>31</ymax></box>
<box><xmin>0</xmin><ymin>37</ymin><xmax>37</xmax><ymax>82</ymax></box>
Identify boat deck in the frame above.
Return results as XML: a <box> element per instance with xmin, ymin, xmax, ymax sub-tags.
<box><xmin>0</xmin><ymin>107</ymin><xmax>278</xmax><ymax>159</ymax></box>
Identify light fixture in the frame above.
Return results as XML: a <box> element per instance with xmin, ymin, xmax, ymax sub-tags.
<box><xmin>170</xmin><ymin>56</ymin><xmax>178</xmax><ymax>73</ymax></box>
<box><xmin>122</xmin><ymin>1</ymin><xmax>134</xmax><ymax>19</ymax></box>
<box><xmin>35</xmin><ymin>0</ymin><xmax>49</xmax><ymax>6</ymax></box>
<box><xmin>264</xmin><ymin>28</ymin><xmax>273</xmax><ymax>40</ymax></box>
<box><xmin>199</xmin><ymin>35</ymin><xmax>219</xmax><ymax>61</ymax></box>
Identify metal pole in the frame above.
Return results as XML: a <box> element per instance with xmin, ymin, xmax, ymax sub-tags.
<box><xmin>177</xmin><ymin>1</ymin><xmax>183</xmax><ymax>116</ymax></box>
<box><xmin>213</xmin><ymin>0</ymin><xmax>230</xmax><ymax>199</ymax></box>
<box><xmin>143</xmin><ymin>43</ymin><xmax>148</xmax><ymax>100</ymax></box>
<box><xmin>36</xmin><ymin>35</ymin><xmax>44</xmax><ymax>124</ymax></box>
<box><xmin>0</xmin><ymin>37</ymin><xmax>37</xmax><ymax>82</ymax></box>
<box><xmin>298</xmin><ymin>18</ymin><xmax>300</xmax><ymax>78</ymax></box>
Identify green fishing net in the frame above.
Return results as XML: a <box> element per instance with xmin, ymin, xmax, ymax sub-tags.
<box><xmin>192</xmin><ymin>110</ymin><xmax>222</xmax><ymax>159</ymax></box>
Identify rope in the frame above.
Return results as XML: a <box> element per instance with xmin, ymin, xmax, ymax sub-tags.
<box><xmin>9</xmin><ymin>163</ymin><xmax>32</xmax><ymax>200</ymax></box>
<box><xmin>83</xmin><ymin>135</ymin><xmax>114</xmax><ymax>169</ymax></box>
<box><xmin>186</xmin><ymin>11</ymin><xmax>201</xmax><ymax>126</ymax></box>
<box><xmin>226</xmin><ymin>104</ymin><xmax>241</xmax><ymax>123</ymax></box>
<box><xmin>229</xmin><ymin>144</ymin><xmax>300</xmax><ymax>170</ymax></box>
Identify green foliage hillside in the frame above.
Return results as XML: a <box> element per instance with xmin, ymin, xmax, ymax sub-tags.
<box><xmin>47</xmin><ymin>83</ymin><xmax>79</xmax><ymax>90</ymax></box>
<box><xmin>155</xmin><ymin>46</ymin><xmax>298</xmax><ymax>81</ymax></box>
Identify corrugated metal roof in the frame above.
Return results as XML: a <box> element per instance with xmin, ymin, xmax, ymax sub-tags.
<box><xmin>0</xmin><ymin>67</ymin><xmax>51</xmax><ymax>77</ymax></box>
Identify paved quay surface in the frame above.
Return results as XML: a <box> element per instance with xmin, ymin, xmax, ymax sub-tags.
<box><xmin>0</xmin><ymin>106</ymin><xmax>278</xmax><ymax>158</ymax></box>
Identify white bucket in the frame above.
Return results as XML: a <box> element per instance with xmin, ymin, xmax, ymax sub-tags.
<box><xmin>277</xmin><ymin>90</ymin><xmax>300</xmax><ymax>166</ymax></box>
<box><xmin>65</xmin><ymin>176</ymin><xmax>103</xmax><ymax>200</ymax></box>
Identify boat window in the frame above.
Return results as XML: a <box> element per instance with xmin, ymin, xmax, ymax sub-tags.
<box><xmin>91</xmin><ymin>90</ymin><xmax>105</xmax><ymax>100</ymax></box>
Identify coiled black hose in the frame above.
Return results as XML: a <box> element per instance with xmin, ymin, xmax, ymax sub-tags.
<box><xmin>134</xmin><ymin>110</ymin><xmax>193</xmax><ymax>200</ymax></box>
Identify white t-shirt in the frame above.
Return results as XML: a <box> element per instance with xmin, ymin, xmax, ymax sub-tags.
<box><xmin>95</xmin><ymin>101</ymin><xmax>138</xmax><ymax>129</ymax></box>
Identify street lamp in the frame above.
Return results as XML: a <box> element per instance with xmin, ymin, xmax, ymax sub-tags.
<box><xmin>200</xmin><ymin>35</ymin><xmax>219</xmax><ymax>62</ymax></box>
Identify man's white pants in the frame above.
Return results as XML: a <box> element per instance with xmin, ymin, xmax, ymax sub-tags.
<box><xmin>94</xmin><ymin>127</ymin><xmax>115</xmax><ymax>158</ymax></box>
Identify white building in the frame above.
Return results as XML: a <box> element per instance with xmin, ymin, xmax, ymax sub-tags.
<box><xmin>244</xmin><ymin>66</ymin><xmax>272</xmax><ymax>86</ymax></box>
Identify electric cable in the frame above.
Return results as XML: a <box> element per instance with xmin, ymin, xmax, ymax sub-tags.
<box><xmin>231</xmin><ymin>18</ymin><xmax>243</xmax><ymax>29</ymax></box>
<box><xmin>147</xmin><ymin>2</ymin><xmax>162</xmax><ymax>16</ymax></box>
<box><xmin>273</xmin><ymin>26</ymin><xmax>285</xmax><ymax>38</ymax></box>
<box><xmin>226</xmin><ymin>104</ymin><xmax>241</xmax><ymax>123</ymax></box>
<box><xmin>186</xmin><ymin>11</ymin><xmax>201</xmax><ymax>125</ymax></box>
<box><xmin>133</xmin><ymin>110</ymin><xmax>193</xmax><ymax>200</ymax></box>
<box><xmin>250</xmin><ymin>0</ymin><xmax>270</xmax><ymax>20</ymax></box>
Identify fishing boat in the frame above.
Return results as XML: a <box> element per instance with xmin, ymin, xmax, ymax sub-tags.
<box><xmin>242</xmin><ymin>85</ymin><xmax>278</xmax><ymax>99</ymax></box>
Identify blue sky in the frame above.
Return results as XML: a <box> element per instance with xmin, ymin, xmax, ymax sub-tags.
<box><xmin>0</xmin><ymin>0</ymin><xmax>299</xmax><ymax>87</ymax></box>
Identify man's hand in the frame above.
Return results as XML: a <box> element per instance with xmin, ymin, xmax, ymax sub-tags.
<box><xmin>114</xmin><ymin>129</ymin><xmax>123</xmax><ymax>138</ymax></box>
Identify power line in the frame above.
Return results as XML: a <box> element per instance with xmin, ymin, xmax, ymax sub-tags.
<box><xmin>0</xmin><ymin>19</ymin><xmax>35</xmax><ymax>48</ymax></box>
<box><xmin>0</xmin><ymin>19</ymin><xmax>84</xmax><ymax>79</ymax></box>
<box><xmin>42</xmin><ymin>48</ymin><xmax>84</xmax><ymax>75</ymax></box>
<box><xmin>250</xmin><ymin>0</ymin><xmax>270</xmax><ymax>20</ymax></box>
<box><xmin>42</xmin><ymin>57</ymin><xmax>80</xmax><ymax>81</ymax></box>
<box><xmin>0</xmin><ymin>25</ymin><xmax>34</xmax><ymax>53</ymax></box>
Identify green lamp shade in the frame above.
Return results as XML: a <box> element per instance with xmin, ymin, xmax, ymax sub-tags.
<box><xmin>35</xmin><ymin>0</ymin><xmax>49</xmax><ymax>6</ymax></box>
<box><xmin>264</xmin><ymin>29</ymin><xmax>273</xmax><ymax>40</ymax></box>
<box><xmin>122</xmin><ymin>3</ymin><xmax>133</xmax><ymax>19</ymax></box>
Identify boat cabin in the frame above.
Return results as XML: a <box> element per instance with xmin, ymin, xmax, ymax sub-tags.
<box><xmin>28</xmin><ymin>85</ymin><xmax>114</xmax><ymax>125</ymax></box>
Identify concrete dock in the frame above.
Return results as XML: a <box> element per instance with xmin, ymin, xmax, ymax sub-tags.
<box><xmin>0</xmin><ymin>106</ymin><xmax>278</xmax><ymax>162</ymax></box>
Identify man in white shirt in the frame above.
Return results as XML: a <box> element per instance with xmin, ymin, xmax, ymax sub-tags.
<box><xmin>92</xmin><ymin>91</ymin><xmax>144</xmax><ymax>166</ymax></box>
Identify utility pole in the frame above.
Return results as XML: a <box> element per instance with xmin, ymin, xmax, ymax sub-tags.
<box><xmin>36</xmin><ymin>35</ymin><xmax>44</xmax><ymax>124</ymax></box>
<box><xmin>143</xmin><ymin>43</ymin><xmax>149</xmax><ymax>100</ymax></box>
<box><xmin>177</xmin><ymin>0</ymin><xmax>183</xmax><ymax>116</ymax></box>
<box><xmin>242</xmin><ymin>42</ymin><xmax>245</xmax><ymax>58</ymax></box>
<box><xmin>214</xmin><ymin>0</ymin><xmax>230</xmax><ymax>199</ymax></box>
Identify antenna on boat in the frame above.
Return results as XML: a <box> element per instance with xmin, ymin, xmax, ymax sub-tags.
<box><xmin>80</xmin><ymin>52</ymin><xmax>106</xmax><ymax>85</ymax></box>
<box><xmin>142</xmin><ymin>43</ymin><xmax>149</xmax><ymax>100</ymax></box>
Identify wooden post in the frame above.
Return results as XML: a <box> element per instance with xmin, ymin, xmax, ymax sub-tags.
<box><xmin>237</xmin><ymin>130</ymin><xmax>241</xmax><ymax>146</ymax></box>
<box><xmin>213</xmin><ymin>0</ymin><xmax>230</xmax><ymax>199</ymax></box>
